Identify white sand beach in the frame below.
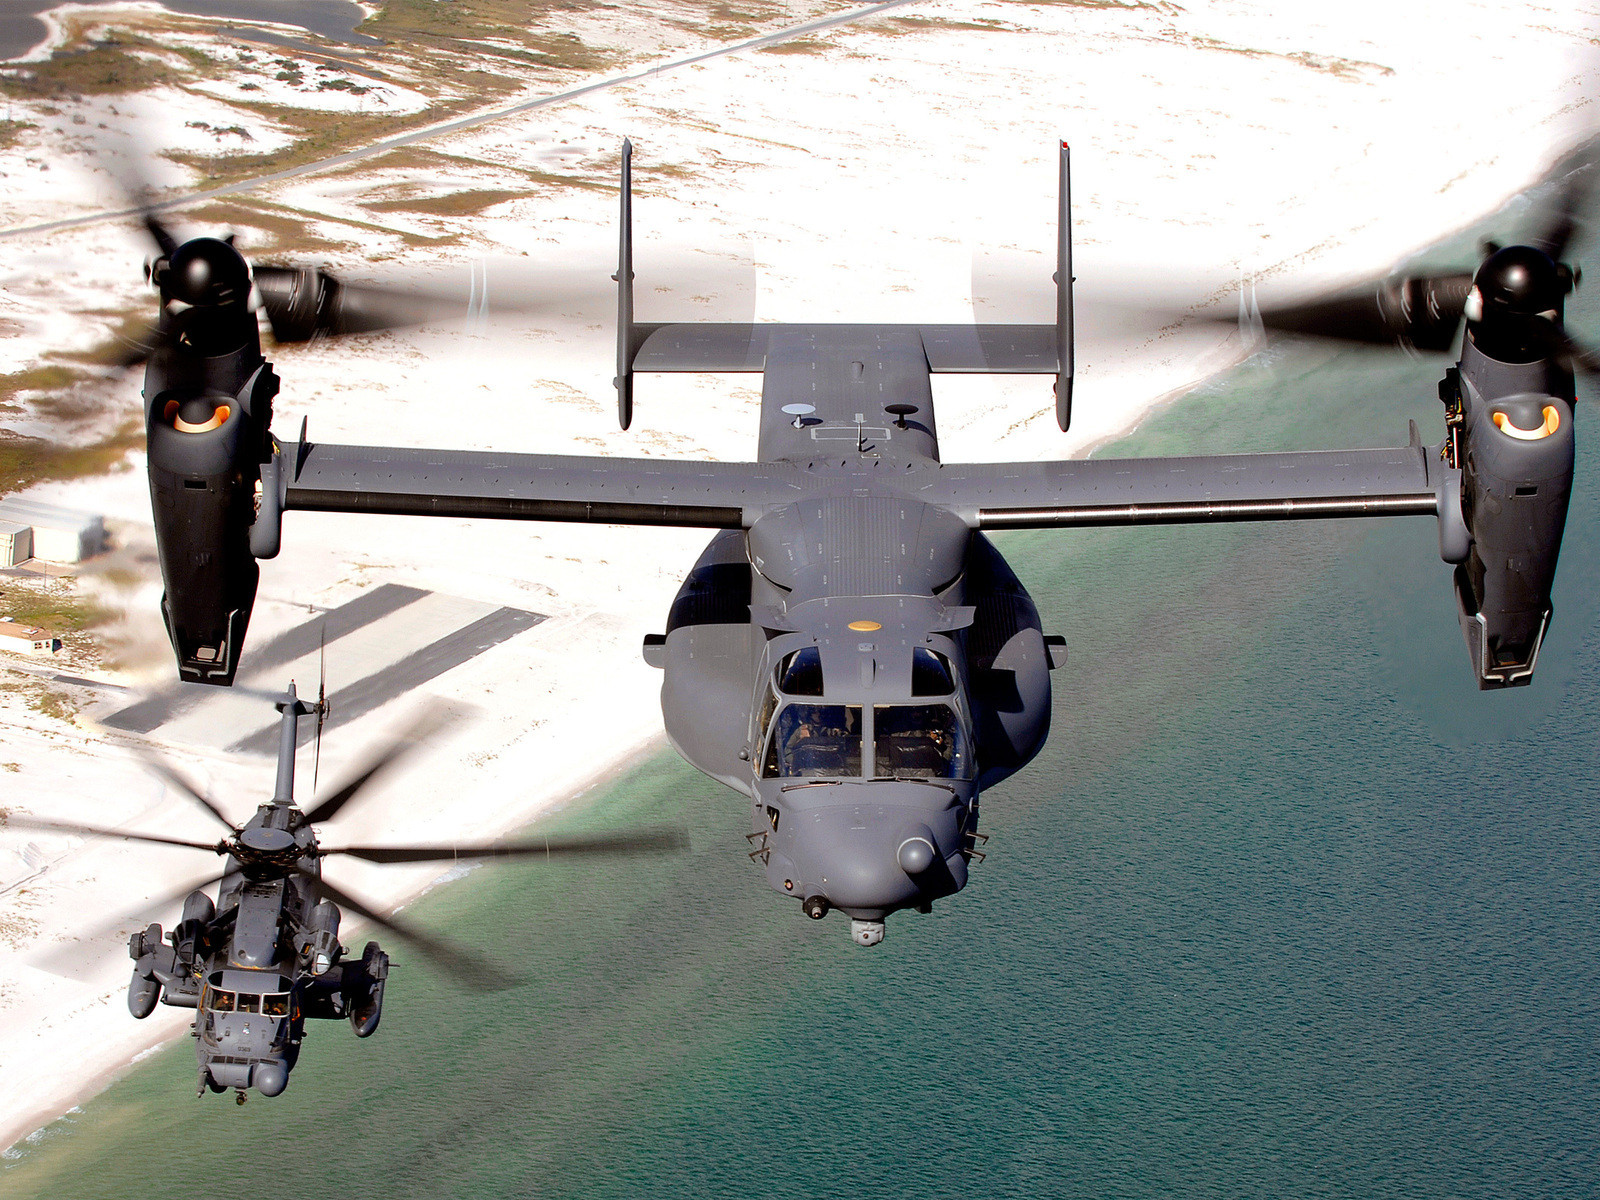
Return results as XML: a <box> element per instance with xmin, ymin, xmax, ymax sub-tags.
<box><xmin>1</xmin><ymin>0</ymin><xmax>1597</xmax><ymax>1155</ymax></box>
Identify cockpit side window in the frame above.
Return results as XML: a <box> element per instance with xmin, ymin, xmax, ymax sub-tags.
<box><xmin>206</xmin><ymin>988</ymin><xmax>236</xmax><ymax>1012</ymax></box>
<box><xmin>910</xmin><ymin>648</ymin><xmax>955</xmax><ymax>697</ymax></box>
<box><xmin>761</xmin><ymin>703</ymin><xmax>863</xmax><ymax>778</ymax></box>
<box><xmin>261</xmin><ymin>993</ymin><xmax>290</xmax><ymax>1017</ymax></box>
<box><xmin>776</xmin><ymin>647</ymin><xmax>825</xmax><ymax>696</ymax></box>
<box><xmin>873</xmin><ymin>704</ymin><xmax>972</xmax><ymax>779</ymax></box>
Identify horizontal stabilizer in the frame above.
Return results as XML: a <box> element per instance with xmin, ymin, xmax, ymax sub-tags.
<box><xmin>632</xmin><ymin>323</ymin><xmax>1058</xmax><ymax>374</ymax></box>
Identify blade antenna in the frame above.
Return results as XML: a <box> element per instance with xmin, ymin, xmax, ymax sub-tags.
<box><xmin>313</xmin><ymin>624</ymin><xmax>328</xmax><ymax>795</ymax></box>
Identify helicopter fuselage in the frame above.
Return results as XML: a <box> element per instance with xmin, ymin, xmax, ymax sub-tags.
<box><xmin>127</xmin><ymin>800</ymin><xmax>387</xmax><ymax>1098</ymax></box>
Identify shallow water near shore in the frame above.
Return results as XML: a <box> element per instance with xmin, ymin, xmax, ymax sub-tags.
<box><xmin>6</xmin><ymin>196</ymin><xmax>1600</xmax><ymax>1195</ymax></box>
<box><xmin>0</xmin><ymin>0</ymin><xmax>374</xmax><ymax>61</ymax></box>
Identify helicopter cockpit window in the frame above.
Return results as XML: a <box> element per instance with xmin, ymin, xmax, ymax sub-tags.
<box><xmin>261</xmin><ymin>993</ymin><xmax>290</xmax><ymax>1017</ymax></box>
<box><xmin>762</xmin><ymin>703</ymin><xmax>863</xmax><ymax>778</ymax></box>
<box><xmin>775</xmin><ymin>647</ymin><xmax>825</xmax><ymax>696</ymax></box>
<box><xmin>910</xmin><ymin>648</ymin><xmax>955</xmax><ymax>697</ymax></box>
<box><xmin>873</xmin><ymin>704</ymin><xmax>971</xmax><ymax>779</ymax></box>
<box><xmin>206</xmin><ymin>988</ymin><xmax>236</xmax><ymax>1012</ymax></box>
<box><xmin>237</xmin><ymin>993</ymin><xmax>261</xmax><ymax>1014</ymax></box>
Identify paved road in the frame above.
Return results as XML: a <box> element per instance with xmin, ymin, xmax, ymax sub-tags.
<box><xmin>0</xmin><ymin>0</ymin><xmax>924</xmax><ymax>240</ymax></box>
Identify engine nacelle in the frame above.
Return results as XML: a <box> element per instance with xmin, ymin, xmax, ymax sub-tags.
<box><xmin>303</xmin><ymin>899</ymin><xmax>341</xmax><ymax>975</ymax></box>
<box><xmin>145</xmin><ymin>316</ymin><xmax>278</xmax><ymax>686</ymax></box>
<box><xmin>1450</xmin><ymin>381</ymin><xmax>1575</xmax><ymax>688</ymax></box>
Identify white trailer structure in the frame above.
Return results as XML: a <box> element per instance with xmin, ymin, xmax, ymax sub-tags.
<box><xmin>0</xmin><ymin>499</ymin><xmax>103</xmax><ymax>564</ymax></box>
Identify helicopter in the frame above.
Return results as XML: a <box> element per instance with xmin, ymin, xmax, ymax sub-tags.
<box><xmin>124</xmin><ymin>138</ymin><xmax>1595</xmax><ymax>948</ymax></box>
<box><xmin>10</xmin><ymin>683</ymin><xmax>686</xmax><ymax>1102</ymax></box>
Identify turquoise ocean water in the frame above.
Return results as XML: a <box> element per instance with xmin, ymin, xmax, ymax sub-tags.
<box><xmin>5</xmin><ymin>192</ymin><xmax>1600</xmax><ymax>1198</ymax></box>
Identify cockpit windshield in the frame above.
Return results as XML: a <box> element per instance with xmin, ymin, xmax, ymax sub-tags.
<box><xmin>202</xmin><ymin>977</ymin><xmax>291</xmax><ymax>1017</ymax></box>
<box><xmin>911</xmin><ymin>647</ymin><xmax>955</xmax><ymax>696</ymax></box>
<box><xmin>873</xmin><ymin>704</ymin><xmax>971</xmax><ymax>779</ymax></box>
<box><xmin>775</xmin><ymin>647</ymin><xmax>825</xmax><ymax>696</ymax></box>
<box><xmin>762</xmin><ymin>703</ymin><xmax>863</xmax><ymax>778</ymax></box>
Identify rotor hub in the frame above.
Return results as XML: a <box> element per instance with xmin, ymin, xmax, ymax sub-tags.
<box><xmin>165</xmin><ymin>238</ymin><xmax>251</xmax><ymax>308</ymax></box>
<box><xmin>1473</xmin><ymin>245</ymin><xmax>1565</xmax><ymax>317</ymax></box>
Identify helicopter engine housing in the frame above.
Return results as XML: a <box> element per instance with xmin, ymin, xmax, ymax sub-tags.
<box><xmin>305</xmin><ymin>899</ymin><xmax>341</xmax><ymax>975</ymax></box>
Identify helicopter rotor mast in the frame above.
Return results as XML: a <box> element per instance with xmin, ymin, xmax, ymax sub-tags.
<box><xmin>272</xmin><ymin>682</ymin><xmax>315</xmax><ymax>806</ymax></box>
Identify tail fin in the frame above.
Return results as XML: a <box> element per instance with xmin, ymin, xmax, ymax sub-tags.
<box><xmin>1055</xmin><ymin>141</ymin><xmax>1074</xmax><ymax>432</ymax></box>
<box><xmin>614</xmin><ymin>139</ymin><xmax>637</xmax><ymax>430</ymax></box>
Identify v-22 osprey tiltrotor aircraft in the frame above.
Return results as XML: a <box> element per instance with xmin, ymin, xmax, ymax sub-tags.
<box><xmin>131</xmin><ymin>139</ymin><xmax>1592</xmax><ymax>947</ymax></box>
<box><xmin>12</xmin><ymin>686</ymin><xmax>685</xmax><ymax>1101</ymax></box>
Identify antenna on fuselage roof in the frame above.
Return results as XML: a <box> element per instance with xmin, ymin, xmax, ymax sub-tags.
<box><xmin>1055</xmin><ymin>140</ymin><xmax>1075</xmax><ymax>432</ymax></box>
<box><xmin>613</xmin><ymin>138</ymin><xmax>638</xmax><ymax>431</ymax></box>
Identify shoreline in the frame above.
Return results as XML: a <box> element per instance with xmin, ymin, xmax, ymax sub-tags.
<box><xmin>4</xmin><ymin>0</ymin><xmax>1600</xmax><ymax>1160</ymax></box>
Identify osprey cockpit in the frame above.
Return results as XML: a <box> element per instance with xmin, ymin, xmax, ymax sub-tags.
<box><xmin>748</xmin><ymin>606</ymin><xmax>980</xmax><ymax>946</ymax></box>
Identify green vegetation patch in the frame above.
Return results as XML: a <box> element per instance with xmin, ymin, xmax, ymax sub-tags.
<box><xmin>0</xmin><ymin>118</ymin><xmax>35</xmax><ymax>148</ymax></box>
<box><xmin>56</xmin><ymin>310</ymin><xmax>156</xmax><ymax>370</ymax></box>
<box><xmin>177</xmin><ymin>200</ymin><xmax>355</xmax><ymax>256</ymax></box>
<box><xmin>365</xmin><ymin>0</ymin><xmax>583</xmax><ymax>38</ymax></box>
<box><xmin>756</xmin><ymin>37</ymin><xmax>830</xmax><ymax>55</ymax></box>
<box><xmin>0</xmin><ymin>32</ymin><xmax>203</xmax><ymax>99</ymax></box>
<box><xmin>0</xmin><ymin>417</ymin><xmax>142</xmax><ymax>498</ymax></box>
<box><xmin>876</xmin><ymin>15</ymin><xmax>1012</xmax><ymax>34</ymax></box>
<box><xmin>367</xmin><ymin>187</ymin><xmax>525</xmax><ymax>217</ymax></box>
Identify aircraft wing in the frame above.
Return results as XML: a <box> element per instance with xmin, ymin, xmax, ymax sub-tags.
<box><xmin>916</xmin><ymin>441</ymin><xmax>1443</xmax><ymax>528</ymax></box>
<box><xmin>280</xmin><ymin>441</ymin><xmax>799</xmax><ymax>528</ymax></box>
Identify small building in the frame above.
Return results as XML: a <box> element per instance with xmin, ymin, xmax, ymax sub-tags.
<box><xmin>0</xmin><ymin>499</ymin><xmax>104</xmax><ymax>564</ymax></box>
<box><xmin>0</xmin><ymin>618</ymin><xmax>60</xmax><ymax>656</ymax></box>
<box><xmin>0</xmin><ymin>521</ymin><xmax>31</xmax><ymax>568</ymax></box>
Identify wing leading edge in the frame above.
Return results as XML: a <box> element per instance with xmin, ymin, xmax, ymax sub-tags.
<box><xmin>280</xmin><ymin>442</ymin><xmax>802</xmax><ymax>528</ymax></box>
<box><xmin>917</xmin><ymin>440</ymin><xmax>1443</xmax><ymax>529</ymax></box>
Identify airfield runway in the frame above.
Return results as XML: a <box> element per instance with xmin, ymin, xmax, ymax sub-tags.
<box><xmin>102</xmin><ymin>583</ymin><xmax>544</xmax><ymax>753</ymax></box>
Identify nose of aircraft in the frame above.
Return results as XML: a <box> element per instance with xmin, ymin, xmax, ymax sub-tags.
<box><xmin>782</xmin><ymin>794</ymin><xmax>968</xmax><ymax>920</ymax></box>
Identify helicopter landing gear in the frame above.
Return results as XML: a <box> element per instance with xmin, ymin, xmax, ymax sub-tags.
<box><xmin>235</xmin><ymin>1090</ymin><xmax>247</xmax><ymax>1106</ymax></box>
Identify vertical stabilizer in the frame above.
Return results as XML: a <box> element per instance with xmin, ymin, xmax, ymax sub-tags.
<box><xmin>1055</xmin><ymin>141</ymin><xmax>1075</xmax><ymax>432</ymax></box>
<box><xmin>614</xmin><ymin>138</ymin><xmax>636</xmax><ymax>430</ymax></box>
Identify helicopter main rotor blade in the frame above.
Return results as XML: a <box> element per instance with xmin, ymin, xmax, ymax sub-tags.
<box><xmin>325</xmin><ymin>827</ymin><xmax>690</xmax><ymax>864</ymax></box>
<box><xmin>30</xmin><ymin>867</ymin><xmax>231</xmax><ymax>979</ymax></box>
<box><xmin>133</xmin><ymin>748</ymin><xmax>238</xmax><ymax>832</ymax></box>
<box><xmin>3</xmin><ymin>812</ymin><xmax>221</xmax><ymax>853</ymax></box>
<box><xmin>302</xmin><ymin>706</ymin><xmax>448</xmax><ymax>828</ymax></box>
<box><xmin>297</xmin><ymin>868</ymin><xmax>519</xmax><ymax>992</ymax></box>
